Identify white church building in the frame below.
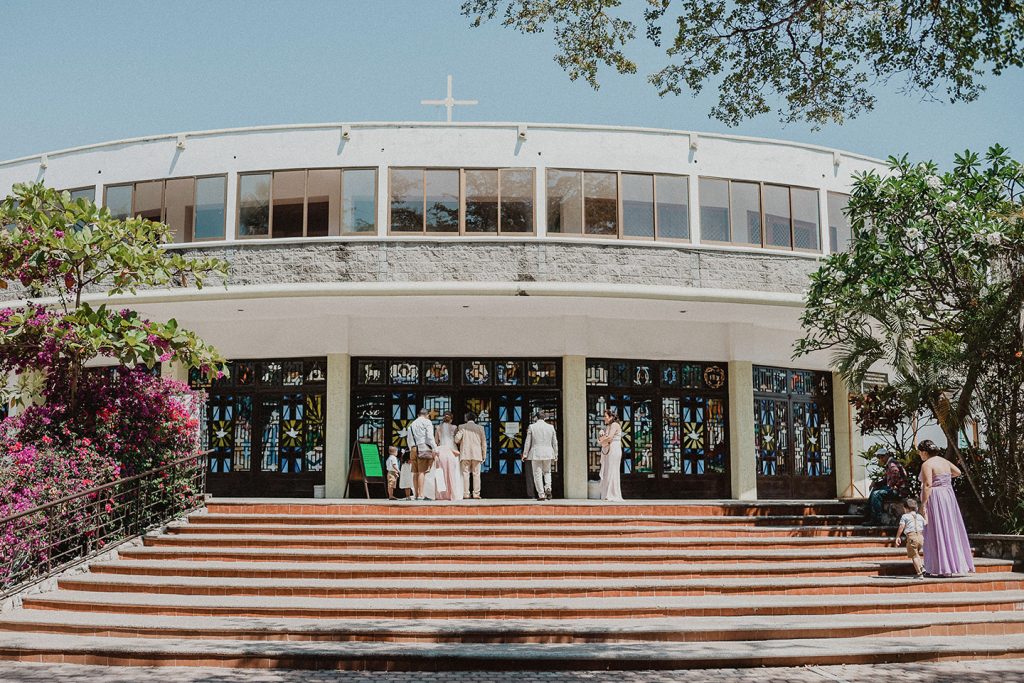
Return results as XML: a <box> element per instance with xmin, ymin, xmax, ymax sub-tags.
<box><xmin>0</xmin><ymin>121</ymin><xmax>886</xmax><ymax>500</ymax></box>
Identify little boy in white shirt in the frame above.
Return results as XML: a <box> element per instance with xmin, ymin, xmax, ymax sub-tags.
<box><xmin>895</xmin><ymin>498</ymin><xmax>927</xmax><ymax>578</ymax></box>
<box><xmin>385</xmin><ymin>446</ymin><xmax>401</xmax><ymax>500</ymax></box>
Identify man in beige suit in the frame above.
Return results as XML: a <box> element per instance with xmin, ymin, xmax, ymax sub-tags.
<box><xmin>455</xmin><ymin>411</ymin><xmax>487</xmax><ymax>499</ymax></box>
<box><xmin>523</xmin><ymin>410</ymin><xmax>557</xmax><ymax>501</ymax></box>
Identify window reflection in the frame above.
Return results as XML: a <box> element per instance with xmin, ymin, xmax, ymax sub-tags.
<box><xmin>791</xmin><ymin>188</ymin><xmax>819</xmax><ymax>251</ymax></box>
<box><xmin>134</xmin><ymin>181</ymin><xmax>162</xmax><ymax>223</ymax></box>
<box><xmin>500</xmin><ymin>169</ymin><xmax>533</xmax><ymax>233</ymax></box>
<box><xmin>655</xmin><ymin>175</ymin><xmax>688</xmax><ymax>240</ymax></box>
<box><xmin>342</xmin><ymin>169</ymin><xmax>376</xmax><ymax>233</ymax></box>
<box><xmin>583</xmin><ymin>172</ymin><xmax>617</xmax><ymax>235</ymax></box>
<box><xmin>546</xmin><ymin>170</ymin><xmax>582</xmax><ymax>234</ymax></box>
<box><xmin>730</xmin><ymin>181</ymin><xmax>761</xmax><ymax>245</ymax></box>
<box><xmin>68</xmin><ymin>187</ymin><xmax>95</xmax><ymax>203</ymax></box>
<box><xmin>828</xmin><ymin>192</ymin><xmax>851</xmax><ymax>253</ymax></box>
<box><xmin>466</xmin><ymin>169</ymin><xmax>499</xmax><ymax>233</ymax></box>
<box><xmin>165</xmin><ymin>178</ymin><xmax>195</xmax><ymax>243</ymax></box>
<box><xmin>425</xmin><ymin>170</ymin><xmax>459</xmax><ymax>232</ymax></box>
<box><xmin>622</xmin><ymin>173</ymin><xmax>654</xmax><ymax>238</ymax></box>
<box><xmin>239</xmin><ymin>174</ymin><xmax>270</xmax><ymax>237</ymax></box>
<box><xmin>271</xmin><ymin>171</ymin><xmax>305</xmax><ymax>239</ymax></box>
<box><xmin>699</xmin><ymin>178</ymin><xmax>729</xmax><ymax>242</ymax></box>
<box><xmin>104</xmin><ymin>185</ymin><xmax>133</xmax><ymax>220</ymax></box>
<box><xmin>195</xmin><ymin>177</ymin><xmax>226</xmax><ymax>240</ymax></box>
<box><xmin>390</xmin><ymin>169</ymin><xmax>424</xmax><ymax>232</ymax></box>
<box><xmin>764</xmin><ymin>185</ymin><xmax>792</xmax><ymax>248</ymax></box>
<box><xmin>307</xmin><ymin>169</ymin><xmax>340</xmax><ymax>237</ymax></box>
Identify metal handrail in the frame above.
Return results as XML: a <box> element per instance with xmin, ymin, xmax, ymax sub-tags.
<box><xmin>1</xmin><ymin>450</ymin><xmax>209</xmax><ymax>599</ymax></box>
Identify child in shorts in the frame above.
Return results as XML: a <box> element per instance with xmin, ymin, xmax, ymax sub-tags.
<box><xmin>385</xmin><ymin>446</ymin><xmax>400</xmax><ymax>500</ymax></box>
<box><xmin>895</xmin><ymin>498</ymin><xmax>926</xmax><ymax>578</ymax></box>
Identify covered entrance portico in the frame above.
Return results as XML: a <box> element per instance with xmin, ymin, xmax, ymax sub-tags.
<box><xmin>132</xmin><ymin>284</ymin><xmax>863</xmax><ymax>501</ymax></box>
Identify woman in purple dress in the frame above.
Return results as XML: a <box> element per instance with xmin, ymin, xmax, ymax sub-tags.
<box><xmin>918</xmin><ymin>440</ymin><xmax>975</xmax><ymax>576</ymax></box>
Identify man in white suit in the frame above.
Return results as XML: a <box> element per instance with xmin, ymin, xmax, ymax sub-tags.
<box><xmin>522</xmin><ymin>410</ymin><xmax>557</xmax><ymax>501</ymax></box>
<box><xmin>455</xmin><ymin>411</ymin><xmax>487</xmax><ymax>499</ymax></box>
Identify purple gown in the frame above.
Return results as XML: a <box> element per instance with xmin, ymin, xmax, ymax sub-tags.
<box><xmin>922</xmin><ymin>472</ymin><xmax>975</xmax><ymax>576</ymax></box>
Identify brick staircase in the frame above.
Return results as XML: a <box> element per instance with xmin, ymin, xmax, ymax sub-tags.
<box><xmin>2</xmin><ymin>499</ymin><xmax>1024</xmax><ymax>671</ymax></box>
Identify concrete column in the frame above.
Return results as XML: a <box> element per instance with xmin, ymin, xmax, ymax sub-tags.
<box><xmin>832</xmin><ymin>372</ymin><xmax>865</xmax><ymax>499</ymax></box>
<box><xmin>160</xmin><ymin>361</ymin><xmax>189</xmax><ymax>382</ymax></box>
<box><xmin>325</xmin><ymin>353</ymin><xmax>351</xmax><ymax>498</ymax></box>
<box><xmin>561</xmin><ymin>355</ymin><xmax>588</xmax><ymax>499</ymax></box>
<box><xmin>728</xmin><ymin>360</ymin><xmax>757</xmax><ymax>500</ymax></box>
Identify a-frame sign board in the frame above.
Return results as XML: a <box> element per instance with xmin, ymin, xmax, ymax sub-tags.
<box><xmin>344</xmin><ymin>441</ymin><xmax>386</xmax><ymax>499</ymax></box>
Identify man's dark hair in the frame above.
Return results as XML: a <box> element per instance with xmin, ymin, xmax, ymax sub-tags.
<box><xmin>418</xmin><ymin>407</ymin><xmax>430</xmax><ymax>417</ymax></box>
<box><xmin>464</xmin><ymin>411</ymin><xmax>476</xmax><ymax>422</ymax></box>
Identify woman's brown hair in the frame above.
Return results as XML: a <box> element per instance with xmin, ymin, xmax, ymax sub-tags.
<box><xmin>917</xmin><ymin>440</ymin><xmax>942</xmax><ymax>456</ymax></box>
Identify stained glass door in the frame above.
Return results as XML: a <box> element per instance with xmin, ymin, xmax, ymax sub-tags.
<box><xmin>586</xmin><ymin>359</ymin><xmax>730</xmax><ymax>498</ymax></box>
<box><xmin>753</xmin><ymin>366</ymin><xmax>836</xmax><ymax>499</ymax></box>
<box><xmin>351</xmin><ymin>358</ymin><xmax>562</xmax><ymax>499</ymax></box>
<box><xmin>192</xmin><ymin>357</ymin><xmax>327</xmax><ymax>497</ymax></box>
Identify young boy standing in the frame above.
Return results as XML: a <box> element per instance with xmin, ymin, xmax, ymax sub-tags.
<box><xmin>385</xmin><ymin>446</ymin><xmax>401</xmax><ymax>501</ymax></box>
<box><xmin>895</xmin><ymin>498</ymin><xmax>927</xmax><ymax>579</ymax></box>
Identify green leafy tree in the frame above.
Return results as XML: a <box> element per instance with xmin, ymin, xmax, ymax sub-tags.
<box><xmin>462</xmin><ymin>0</ymin><xmax>1024</xmax><ymax>128</ymax></box>
<box><xmin>796</xmin><ymin>145</ymin><xmax>1024</xmax><ymax>528</ymax></box>
<box><xmin>0</xmin><ymin>183</ymin><xmax>228</xmax><ymax>414</ymax></box>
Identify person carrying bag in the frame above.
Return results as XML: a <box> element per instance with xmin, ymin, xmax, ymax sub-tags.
<box><xmin>407</xmin><ymin>407</ymin><xmax>438</xmax><ymax>500</ymax></box>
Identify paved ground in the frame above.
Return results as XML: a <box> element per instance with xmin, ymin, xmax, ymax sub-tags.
<box><xmin>1</xmin><ymin>661</ymin><xmax>1024</xmax><ymax>682</ymax></box>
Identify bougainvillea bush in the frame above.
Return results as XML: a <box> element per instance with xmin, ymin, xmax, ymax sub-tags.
<box><xmin>0</xmin><ymin>183</ymin><xmax>226</xmax><ymax>587</ymax></box>
<box><xmin>0</xmin><ymin>412</ymin><xmax>120</xmax><ymax>584</ymax></box>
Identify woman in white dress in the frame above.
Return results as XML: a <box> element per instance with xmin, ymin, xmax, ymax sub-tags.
<box><xmin>433</xmin><ymin>411</ymin><xmax>464</xmax><ymax>502</ymax></box>
<box><xmin>598</xmin><ymin>408</ymin><xmax>624</xmax><ymax>501</ymax></box>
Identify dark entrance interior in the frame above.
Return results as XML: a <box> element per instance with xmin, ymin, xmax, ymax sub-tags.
<box><xmin>754</xmin><ymin>366</ymin><xmax>837</xmax><ymax>499</ymax></box>
<box><xmin>351</xmin><ymin>358</ymin><xmax>562</xmax><ymax>499</ymax></box>
<box><xmin>586</xmin><ymin>359</ymin><xmax>730</xmax><ymax>499</ymax></box>
<box><xmin>191</xmin><ymin>358</ymin><xmax>327</xmax><ymax>498</ymax></box>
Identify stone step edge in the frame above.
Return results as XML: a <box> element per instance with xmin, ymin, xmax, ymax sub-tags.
<box><xmin>184</xmin><ymin>516</ymin><xmax>864</xmax><ymax>528</ymax></box>
<box><xmin>120</xmin><ymin>546</ymin><xmax>908</xmax><ymax>558</ymax></box>
<box><xmin>2</xmin><ymin>610</ymin><xmax>1024</xmax><ymax>643</ymax></box>
<box><xmin>143</xmin><ymin>533</ymin><xmax>892</xmax><ymax>545</ymax></box>
<box><xmin>165</xmin><ymin>528</ymin><xmax>888</xmax><ymax>536</ymax></box>
<box><xmin>2</xmin><ymin>633</ymin><xmax>1024</xmax><ymax>670</ymax></box>
<box><xmin>24</xmin><ymin>589</ymin><xmax>1024</xmax><ymax>610</ymax></box>
<box><xmin>93</xmin><ymin>558</ymin><xmax>1010</xmax><ymax>574</ymax></box>
<box><xmin>57</xmin><ymin>572</ymin><xmax>1019</xmax><ymax>591</ymax></box>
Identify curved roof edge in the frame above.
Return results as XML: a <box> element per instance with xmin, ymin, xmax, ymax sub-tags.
<box><xmin>0</xmin><ymin>121</ymin><xmax>887</xmax><ymax>169</ymax></box>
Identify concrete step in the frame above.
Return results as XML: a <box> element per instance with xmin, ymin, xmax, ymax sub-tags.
<box><xmin>142</xmin><ymin>532</ymin><xmax>892</xmax><ymax>551</ymax></box>
<box><xmin>3</xmin><ymin>610</ymin><xmax>1024</xmax><ymax>644</ymax></box>
<box><xmin>53</xmin><ymin>572</ymin><xmax>1024</xmax><ymax>600</ymax></box>
<box><xmin>3</xmin><ymin>631</ymin><xmax>1024</xmax><ymax>669</ymax></box>
<box><xmin>88</xmin><ymin>557</ymin><xmax>1015</xmax><ymax>580</ymax></box>
<box><xmin>187</xmin><ymin>512</ymin><xmax>865</xmax><ymax>527</ymax></box>
<box><xmin>118</xmin><ymin>545</ymin><xmax>913</xmax><ymax>565</ymax></box>
<box><xmin>204</xmin><ymin>500</ymin><xmax>852</xmax><ymax>518</ymax></box>
<box><xmin>22</xmin><ymin>590</ymin><xmax>1024</xmax><ymax>619</ymax></box>
<box><xmin>166</xmin><ymin>522</ymin><xmax>891</xmax><ymax>539</ymax></box>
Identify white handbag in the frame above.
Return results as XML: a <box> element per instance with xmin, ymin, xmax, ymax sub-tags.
<box><xmin>398</xmin><ymin>462</ymin><xmax>413</xmax><ymax>490</ymax></box>
<box><xmin>431</xmin><ymin>467</ymin><xmax>448</xmax><ymax>494</ymax></box>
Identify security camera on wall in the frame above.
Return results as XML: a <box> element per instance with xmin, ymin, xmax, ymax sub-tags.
<box><xmin>517</xmin><ymin>124</ymin><xmax>528</xmax><ymax>141</ymax></box>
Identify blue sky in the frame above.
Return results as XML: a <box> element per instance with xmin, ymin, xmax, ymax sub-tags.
<box><xmin>1</xmin><ymin>0</ymin><xmax>1020</xmax><ymax>164</ymax></box>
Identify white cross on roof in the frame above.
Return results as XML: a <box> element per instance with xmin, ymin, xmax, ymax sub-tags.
<box><xmin>420</xmin><ymin>75</ymin><xmax>478</xmax><ymax>122</ymax></box>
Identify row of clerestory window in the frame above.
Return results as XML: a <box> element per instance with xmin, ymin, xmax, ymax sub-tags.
<box><xmin>64</xmin><ymin>168</ymin><xmax>852</xmax><ymax>253</ymax></box>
